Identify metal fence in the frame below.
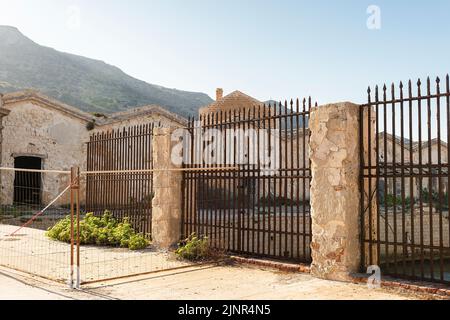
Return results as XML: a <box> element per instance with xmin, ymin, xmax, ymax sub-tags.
<box><xmin>360</xmin><ymin>76</ymin><xmax>450</xmax><ymax>284</ymax></box>
<box><xmin>86</xmin><ymin>124</ymin><xmax>156</xmax><ymax>235</ymax></box>
<box><xmin>0</xmin><ymin>168</ymin><xmax>72</xmax><ymax>284</ymax></box>
<box><xmin>182</xmin><ymin>99</ymin><xmax>314</xmax><ymax>263</ymax></box>
<box><xmin>82</xmin><ymin>124</ymin><xmax>204</xmax><ymax>285</ymax></box>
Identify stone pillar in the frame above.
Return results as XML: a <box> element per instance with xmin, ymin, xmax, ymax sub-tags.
<box><xmin>0</xmin><ymin>94</ymin><xmax>10</xmax><ymax>201</ymax></box>
<box><xmin>151</xmin><ymin>127</ymin><xmax>183</xmax><ymax>249</ymax></box>
<box><xmin>309</xmin><ymin>102</ymin><xmax>361</xmax><ymax>281</ymax></box>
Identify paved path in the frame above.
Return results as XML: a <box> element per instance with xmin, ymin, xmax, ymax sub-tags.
<box><xmin>0</xmin><ymin>270</ymin><xmax>70</xmax><ymax>300</ymax></box>
<box><xmin>0</xmin><ymin>264</ymin><xmax>425</xmax><ymax>300</ymax></box>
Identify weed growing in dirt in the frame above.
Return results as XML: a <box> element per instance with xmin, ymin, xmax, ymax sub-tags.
<box><xmin>46</xmin><ymin>211</ymin><xmax>150</xmax><ymax>250</ymax></box>
<box><xmin>175</xmin><ymin>233</ymin><xmax>212</xmax><ymax>261</ymax></box>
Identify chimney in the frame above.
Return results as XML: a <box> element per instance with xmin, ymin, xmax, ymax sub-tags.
<box><xmin>216</xmin><ymin>88</ymin><xmax>223</xmax><ymax>101</ymax></box>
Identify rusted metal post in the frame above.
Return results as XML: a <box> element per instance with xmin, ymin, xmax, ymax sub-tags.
<box><xmin>69</xmin><ymin>167</ymin><xmax>75</xmax><ymax>289</ymax></box>
<box><xmin>69</xmin><ymin>166</ymin><xmax>81</xmax><ymax>289</ymax></box>
<box><xmin>74</xmin><ymin>166</ymin><xmax>81</xmax><ymax>289</ymax></box>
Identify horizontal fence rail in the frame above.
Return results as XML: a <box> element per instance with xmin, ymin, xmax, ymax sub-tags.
<box><xmin>361</xmin><ymin>76</ymin><xmax>450</xmax><ymax>285</ymax></box>
<box><xmin>182</xmin><ymin>99</ymin><xmax>315</xmax><ymax>263</ymax></box>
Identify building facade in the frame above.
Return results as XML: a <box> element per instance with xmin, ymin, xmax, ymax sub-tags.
<box><xmin>0</xmin><ymin>90</ymin><xmax>187</xmax><ymax>206</ymax></box>
<box><xmin>199</xmin><ymin>89</ymin><xmax>310</xmax><ymax>205</ymax></box>
<box><xmin>377</xmin><ymin>133</ymin><xmax>449</xmax><ymax>198</ymax></box>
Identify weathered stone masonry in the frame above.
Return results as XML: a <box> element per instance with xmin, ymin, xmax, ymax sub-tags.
<box><xmin>151</xmin><ymin>127</ymin><xmax>183</xmax><ymax>248</ymax></box>
<box><xmin>0</xmin><ymin>91</ymin><xmax>186</xmax><ymax>206</ymax></box>
<box><xmin>309</xmin><ymin>102</ymin><xmax>361</xmax><ymax>281</ymax></box>
<box><xmin>0</xmin><ymin>94</ymin><xmax>10</xmax><ymax>192</ymax></box>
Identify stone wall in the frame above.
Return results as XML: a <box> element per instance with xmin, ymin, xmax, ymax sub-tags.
<box><xmin>309</xmin><ymin>102</ymin><xmax>361</xmax><ymax>281</ymax></box>
<box><xmin>151</xmin><ymin>127</ymin><xmax>183</xmax><ymax>248</ymax></box>
<box><xmin>94</xmin><ymin>113</ymin><xmax>181</xmax><ymax>133</ymax></box>
<box><xmin>0</xmin><ymin>97</ymin><xmax>186</xmax><ymax>207</ymax></box>
<box><xmin>0</xmin><ymin>101</ymin><xmax>89</xmax><ymax>206</ymax></box>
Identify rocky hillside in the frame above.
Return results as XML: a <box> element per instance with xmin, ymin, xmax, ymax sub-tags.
<box><xmin>0</xmin><ymin>26</ymin><xmax>213</xmax><ymax>117</ymax></box>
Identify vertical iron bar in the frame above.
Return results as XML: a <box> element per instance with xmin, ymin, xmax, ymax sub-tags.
<box><xmin>383</xmin><ymin>84</ymin><xmax>389</xmax><ymax>272</ymax></box>
<box><xmin>426</xmin><ymin>77</ymin><xmax>434</xmax><ymax>281</ymax></box>
<box><xmin>418</xmin><ymin>78</ymin><xmax>425</xmax><ymax>280</ymax></box>
<box><xmin>400</xmin><ymin>81</ymin><xmax>407</xmax><ymax>277</ymax></box>
<box><xmin>392</xmin><ymin>83</ymin><xmax>398</xmax><ymax>276</ymax></box>
<box><xmin>435</xmin><ymin>77</ymin><xmax>444</xmax><ymax>282</ymax></box>
<box><xmin>408</xmin><ymin>80</ymin><xmax>416</xmax><ymax>279</ymax></box>
<box><xmin>375</xmin><ymin>86</ymin><xmax>381</xmax><ymax>268</ymax></box>
<box><xmin>368</xmin><ymin>87</ymin><xmax>373</xmax><ymax>266</ymax></box>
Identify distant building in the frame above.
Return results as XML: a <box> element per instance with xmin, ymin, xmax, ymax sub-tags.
<box><xmin>199</xmin><ymin>88</ymin><xmax>310</xmax><ymax>204</ymax></box>
<box><xmin>377</xmin><ymin>133</ymin><xmax>449</xmax><ymax>197</ymax></box>
<box><xmin>0</xmin><ymin>90</ymin><xmax>187</xmax><ymax>206</ymax></box>
<box><xmin>199</xmin><ymin>89</ymin><xmax>264</xmax><ymax>117</ymax></box>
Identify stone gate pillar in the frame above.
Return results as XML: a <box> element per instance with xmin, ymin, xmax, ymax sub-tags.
<box><xmin>0</xmin><ymin>94</ymin><xmax>11</xmax><ymax>199</ymax></box>
<box><xmin>309</xmin><ymin>102</ymin><xmax>361</xmax><ymax>281</ymax></box>
<box><xmin>151</xmin><ymin>127</ymin><xmax>183</xmax><ymax>249</ymax></box>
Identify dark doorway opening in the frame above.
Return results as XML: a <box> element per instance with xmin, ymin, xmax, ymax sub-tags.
<box><xmin>13</xmin><ymin>157</ymin><xmax>42</xmax><ymax>205</ymax></box>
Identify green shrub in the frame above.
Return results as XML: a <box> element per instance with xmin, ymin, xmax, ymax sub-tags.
<box><xmin>176</xmin><ymin>233</ymin><xmax>211</xmax><ymax>261</ymax></box>
<box><xmin>46</xmin><ymin>211</ymin><xmax>150</xmax><ymax>250</ymax></box>
<box><xmin>380</xmin><ymin>194</ymin><xmax>413</xmax><ymax>209</ymax></box>
<box><xmin>129</xmin><ymin>233</ymin><xmax>150</xmax><ymax>250</ymax></box>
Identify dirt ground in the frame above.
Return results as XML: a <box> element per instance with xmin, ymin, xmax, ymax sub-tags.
<box><xmin>0</xmin><ymin>224</ymin><xmax>442</xmax><ymax>300</ymax></box>
<box><xmin>0</xmin><ymin>264</ymin><xmax>434</xmax><ymax>300</ymax></box>
<box><xmin>0</xmin><ymin>225</ymin><xmax>192</xmax><ymax>283</ymax></box>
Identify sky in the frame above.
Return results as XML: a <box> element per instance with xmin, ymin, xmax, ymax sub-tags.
<box><xmin>0</xmin><ymin>0</ymin><xmax>450</xmax><ymax>106</ymax></box>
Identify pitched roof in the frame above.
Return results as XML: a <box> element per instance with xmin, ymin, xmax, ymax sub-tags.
<box><xmin>414</xmin><ymin>138</ymin><xmax>448</xmax><ymax>150</ymax></box>
<box><xmin>378</xmin><ymin>132</ymin><xmax>448</xmax><ymax>150</ymax></box>
<box><xmin>1</xmin><ymin>90</ymin><xmax>188</xmax><ymax>127</ymax></box>
<box><xmin>199</xmin><ymin>90</ymin><xmax>263</xmax><ymax>115</ymax></box>
<box><xmin>378</xmin><ymin>133</ymin><xmax>413</xmax><ymax>148</ymax></box>
<box><xmin>99</xmin><ymin>104</ymin><xmax>188</xmax><ymax>126</ymax></box>
<box><xmin>2</xmin><ymin>90</ymin><xmax>94</xmax><ymax>123</ymax></box>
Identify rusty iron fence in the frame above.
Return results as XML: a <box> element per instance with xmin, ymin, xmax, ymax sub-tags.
<box><xmin>82</xmin><ymin>124</ymin><xmax>203</xmax><ymax>285</ymax></box>
<box><xmin>360</xmin><ymin>76</ymin><xmax>450</xmax><ymax>285</ymax></box>
<box><xmin>86</xmin><ymin>124</ymin><xmax>156</xmax><ymax>235</ymax></box>
<box><xmin>182</xmin><ymin>99</ymin><xmax>314</xmax><ymax>263</ymax></box>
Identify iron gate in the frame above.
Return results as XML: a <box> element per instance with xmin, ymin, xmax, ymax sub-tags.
<box><xmin>360</xmin><ymin>76</ymin><xmax>450</xmax><ymax>284</ymax></box>
<box><xmin>86</xmin><ymin>124</ymin><xmax>156</xmax><ymax>235</ymax></box>
<box><xmin>182</xmin><ymin>99</ymin><xmax>314</xmax><ymax>263</ymax></box>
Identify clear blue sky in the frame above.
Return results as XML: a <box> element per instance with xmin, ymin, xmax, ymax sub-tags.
<box><xmin>1</xmin><ymin>0</ymin><xmax>449</xmax><ymax>105</ymax></box>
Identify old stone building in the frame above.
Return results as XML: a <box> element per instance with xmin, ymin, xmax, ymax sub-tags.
<box><xmin>200</xmin><ymin>89</ymin><xmax>263</xmax><ymax>117</ymax></box>
<box><xmin>0</xmin><ymin>90</ymin><xmax>187</xmax><ymax>206</ymax></box>
<box><xmin>199</xmin><ymin>89</ymin><xmax>310</xmax><ymax>204</ymax></box>
<box><xmin>378</xmin><ymin>133</ymin><xmax>449</xmax><ymax>197</ymax></box>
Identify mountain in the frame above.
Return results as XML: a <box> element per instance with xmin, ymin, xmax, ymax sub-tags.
<box><xmin>263</xmin><ymin>100</ymin><xmax>309</xmax><ymax>129</ymax></box>
<box><xmin>0</xmin><ymin>26</ymin><xmax>213</xmax><ymax>117</ymax></box>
